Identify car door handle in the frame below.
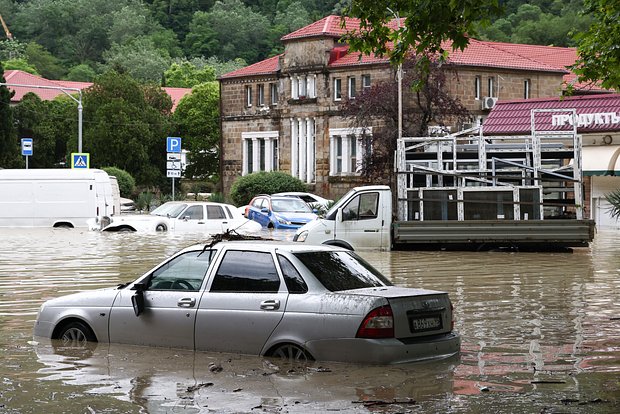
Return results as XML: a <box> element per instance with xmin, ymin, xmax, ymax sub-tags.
<box><xmin>197</xmin><ymin>221</ymin><xmax>204</xmax><ymax>224</ymax></box>
<box><xmin>260</xmin><ymin>299</ymin><xmax>280</xmax><ymax>310</ymax></box>
<box><xmin>177</xmin><ymin>298</ymin><xmax>196</xmax><ymax>308</ymax></box>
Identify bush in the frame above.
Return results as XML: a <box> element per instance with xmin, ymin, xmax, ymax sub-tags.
<box><xmin>102</xmin><ymin>167</ymin><xmax>136</xmax><ymax>198</ymax></box>
<box><xmin>229</xmin><ymin>172</ymin><xmax>307</xmax><ymax>206</ymax></box>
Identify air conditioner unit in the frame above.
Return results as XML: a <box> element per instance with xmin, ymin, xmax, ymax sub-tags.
<box><xmin>482</xmin><ymin>96</ymin><xmax>498</xmax><ymax>110</ymax></box>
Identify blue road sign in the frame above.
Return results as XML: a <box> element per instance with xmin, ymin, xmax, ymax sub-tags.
<box><xmin>21</xmin><ymin>138</ymin><xmax>33</xmax><ymax>156</ymax></box>
<box><xmin>167</xmin><ymin>137</ymin><xmax>182</xmax><ymax>153</ymax></box>
<box><xmin>71</xmin><ymin>153</ymin><xmax>90</xmax><ymax>169</ymax></box>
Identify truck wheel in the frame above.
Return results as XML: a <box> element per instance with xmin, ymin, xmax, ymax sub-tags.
<box><xmin>155</xmin><ymin>223</ymin><xmax>167</xmax><ymax>232</ymax></box>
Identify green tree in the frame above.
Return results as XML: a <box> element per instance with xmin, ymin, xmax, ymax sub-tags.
<box><xmin>82</xmin><ymin>71</ymin><xmax>173</xmax><ymax>186</ymax></box>
<box><xmin>65</xmin><ymin>64</ymin><xmax>97</xmax><ymax>82</ymax></box>
<box><xmin>164</xmin><ymin>61</ymin><xmax>215</xmax><ymax>87</ymax></box>
<box><xmin>572</xmin><ymin>0</ymin><xmax>620</xmax><ymax>90</ymax></box>
<box><xmin>172</xmin><ymin>82</ymin><xmax>219</xmax><ymax>179</ymax></box>
<box><xmin>344</xmin><ymin>0</ymin><xmax>503</xmax><ymax>69</ymax></box>
<box><xmin>229</xmin><ymin>171</ymin><xmax>307</xmax><ymax>207</ymax></box>
<box><xmin>102</xmin><ymin>166</ymin><xmax>136</xmax><ymax>197</ymax></box>
<box><xmin>24</xmin><ymin>42</ymin><xmax>65</xmax><ymax>79</ymax></box>
<box><xmin>102</xmin><ymin>37</ymin><xmax>171</xmax><ymax>83</ymax></box>
<box><xmin>2</xmin><ymin>58</ymin><xmax>38</xmax><ymax>74</ymax></box>
<box><xmin>0</xmin><ymin>62</ymin><xmax>18</xmax><ymax>167</ymax></box>
<box><xmin>12</xmin><ymin>93</ymin><xmax>60</xmax><ymax>168</ymax></box>
<box><xmin>185</xmin><ymin>0</ymin><xmax>271</xmax><ymax>62</ymax></box>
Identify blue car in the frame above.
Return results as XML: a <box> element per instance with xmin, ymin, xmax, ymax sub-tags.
<box><xmin>246</xmin><ymin>195</ymin><xmax>317</xmax><ymax>229</ymax></box>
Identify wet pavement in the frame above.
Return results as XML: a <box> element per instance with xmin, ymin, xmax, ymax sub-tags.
<box><xmin>0</xmin><ymin>227</ymin><xmax>619</xmax><ymax>413</ymax></box>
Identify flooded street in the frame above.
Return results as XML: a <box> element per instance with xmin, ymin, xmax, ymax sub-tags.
<box><xmin>1</xmin><ymin>228</ymin><xmax>619</xmax><ymax>413</ymax></box>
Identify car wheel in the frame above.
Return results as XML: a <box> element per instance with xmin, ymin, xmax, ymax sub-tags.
<box><xmin>57</xmin><ymin>321</ymin><xmax>96</xmax><ymax>346</ymax></box>
<box><xmin>270</xmin><ymin>344</ymin><xmax>312</xmax><ymax>362</ymax></box>
<box><xmin>155</xmin><ymin>223</ymin><xmax>167</xmax><ymax>232</ymax></box>
<box><xmin>267</xmin><ymin>222</ymin><xmax>275</xmax><ymax>229</ymax></box>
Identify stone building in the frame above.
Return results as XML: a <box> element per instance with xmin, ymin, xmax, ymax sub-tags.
<box><xmin>219</xmin><ymin>15</ymin><xmax>592</xmax><ymax>200</ymax></box>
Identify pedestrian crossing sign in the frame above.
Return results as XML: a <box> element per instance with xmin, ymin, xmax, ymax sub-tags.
<box><xmin>71</xmin><ymin>153</ymin><xmax>90</xmax><ymax>169</ymax></box>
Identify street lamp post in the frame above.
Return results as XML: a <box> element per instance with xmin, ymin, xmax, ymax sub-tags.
<box><xmin>386</xmin><ymin>8</ymin><xmax>403</xmax><ymax>141</ymax></box>
<box><xmin>0</xmin><ymin>82</ymin><xmax>84</xmax><ymax>152</ymax></box>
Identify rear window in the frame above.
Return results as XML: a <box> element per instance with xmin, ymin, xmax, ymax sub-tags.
<box><xmin>293</xmin><ymin>251</ymin><xmax>392</xmax><ymax>291</ymax></box>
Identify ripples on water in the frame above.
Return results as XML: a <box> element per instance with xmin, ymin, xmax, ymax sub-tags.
<box><xmin>0</xmin><ymin>227</ymin><xmax>618</xmax><ymax>413</ymax></box>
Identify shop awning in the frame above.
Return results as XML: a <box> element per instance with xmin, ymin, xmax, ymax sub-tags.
<box><xmin>582</xmin><ymin>145</ymin><xmax>620</xmax><ymax>176</ymax></box>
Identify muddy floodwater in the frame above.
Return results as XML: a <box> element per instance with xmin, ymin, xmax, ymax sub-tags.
<box><xmin>0</xmin><ymin>228</ymin><xmax>619</xmax><ymax>413</ymax></box>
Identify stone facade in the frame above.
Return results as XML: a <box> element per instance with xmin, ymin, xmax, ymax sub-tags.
<box><xmin>219</xmin><ymin>22</ymin><xmax>569</xmax><ymax>201</ymax></box>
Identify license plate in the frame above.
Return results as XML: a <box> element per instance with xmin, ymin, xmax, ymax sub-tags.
<box><xmin>410</xmin><ymin>315</ymin><xmax>442</xmax><ymax>333</ymax></box>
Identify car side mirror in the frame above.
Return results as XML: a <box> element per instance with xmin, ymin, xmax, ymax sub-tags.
<box><xmin>336</xmin><ymin>208</ymin><xmax>343</xmax><ymax>222</ymax></box>
<box><xmin>312</xmin><ymin>208</ymin><xmax>318</xmax><ymax>214</ymax></box>
<box><xmin>131</xmin><ymin>282</ymin><xmax>146</xmax><ymax>316</ymax></box>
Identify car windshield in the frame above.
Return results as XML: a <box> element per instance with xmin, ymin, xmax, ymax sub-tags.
<box><xmin>271</xmin><ymin>198</ymin><xmax>311</xmax><ymax>213</ymax></box>
<box><xmin>151</xmin><ymin>203</ymin><xmax>188</xmax><ymax>218</ymax></box>
<box><xmin>293</xmin><ymin>251</ymin><xmax>392</xmax><ymax>291</ymax></box>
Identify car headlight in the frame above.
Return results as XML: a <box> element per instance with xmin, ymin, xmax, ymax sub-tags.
<box><xmin>277</xmin><ymin>216</ymin><xmax>291</xmax><ymax>225</ymax></box>
<box><xmin>295</xmin><ymin>230</ymin><xmax>308</xmax><ymax>242</ymax></box>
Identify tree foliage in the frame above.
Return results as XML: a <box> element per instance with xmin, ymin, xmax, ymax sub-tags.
<box><xmin>343</xmin><ymin>0</ymin><xmax>503</xmax><ymax>68</ymax></box>
<box><xmin>82</xmin><ymin>71</ymin><xmax>173</xmax><ymax>186</ymax></box>
<box><xmin>572</xmin><ymin>0</ymin><xmax>620</xmax><ymax>90</ymax></box>
<box><xmin>173</xmin><ymin>81</ymin><xmax>220</xmax><ymax>179</ymax></box>
<box><xmin>341</xmin><ymin>58</ymin><xmax>469</xmax><ymax>181</ymax></box>
<box><xmin>229</xmin><ymin>171</ymin><xmax>307</xmax><ymax>207</ymax></box>
<box><xmin>164</xmin><ymin>61</ymin><xmax>216</xmax><ymax>87</ymax></box>
<box><xmin>102</xmin><ymin>166</ymin><xmax>136</xmax><ymax>197</ymax></box>
<box><xmin>0</xmin><ymin>61</ymin><xmax>18</xmax><ymax>167</ymax></box>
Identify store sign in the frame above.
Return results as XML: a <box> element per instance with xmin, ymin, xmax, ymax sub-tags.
<box><xmin>552</xmin><ymin>112</ymin><xmax>620</xmax><ymax>128</ymax></box>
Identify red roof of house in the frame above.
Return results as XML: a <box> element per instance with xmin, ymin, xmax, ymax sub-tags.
<box><xmin>222</xmin><ymin>15</ymin><xmax>595</xmax><ymax>86</ymax></box>
<box><xmin>219</xmin><ymin>55</ymin><xmax>281</xmax><ymax>80</ymax></box>
<box><xmin>483</xmin><ymin>94</ymin><xmax>620</xmax><ymax>134</ymax></box>
<box><xmin>2</xmin><ymin>70</ymin><xmax>192</xmax><ymax>110</ymax></box>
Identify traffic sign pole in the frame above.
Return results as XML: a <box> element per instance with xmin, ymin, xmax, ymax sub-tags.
<box><xmin>166</xmin><ymin>137</ymin><xmax>182</xmax><ymax>201</ymax></box>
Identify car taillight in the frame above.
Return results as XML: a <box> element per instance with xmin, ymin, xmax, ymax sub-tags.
<box><xmin>356</xmin><ymin>305</ymin><xmax>394</xmax><ymax>338</ymax></box>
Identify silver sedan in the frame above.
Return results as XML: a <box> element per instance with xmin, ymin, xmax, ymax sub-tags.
<box><xmin>34</xmin><ymin>241</ymin><xmax>460</xmax><ymax>364</ymax></box>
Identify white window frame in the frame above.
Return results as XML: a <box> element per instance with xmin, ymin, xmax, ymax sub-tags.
<box><xmin>524</xmin><ymin>79</ymin><xmax>530</xmax><ymax>99</ymax></box>
<box><xmin>474</xmin><ymin>76</ymin><xmax>481</xmax><ymax>100</ymax></box>
<box><xmin>245</xmin><ymin>85</ymin><xmax>253</xmax><ymax>107</ymax></box>
<box><xmin>257</xmin><ymin>84</ymin><xmax>265</xmax><ymax>106</ymax></box>
<box><xmin>241</xmin><ymin>131</ymin><xmax>279</xmax><ymax>175</ymax></box>
<box><xmin>270</xmin><ymin>83</ymin><xmax>278</xmax><ymax>105</ymax></box>
<box><xmin>488</xmin><ymin>77</ymin><xmax>495</xmax><ymax>98</ymax></box>
<box><xmin>329</xmin><ymin>127</ymin><xmax>371</xmax><ymax>176</ymax></box>
<box><xmin>362</xmin><ymin>74</ymin><xmax>371</xmax><ymax>89</ymax></box>
<box><xmin>334</xmin><ymin>78</ymin><xmax>342</xmax><ymax>101</ymax></box>
<box><xmin>348</xmin><ymin>76</ymin><xmax>356</xmax><ymax>99</ymax></box>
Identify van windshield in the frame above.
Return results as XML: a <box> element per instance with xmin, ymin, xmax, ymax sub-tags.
<box><xmin>151</xmin><ymin>203</ymin><xmax>188</xmax><ymax>218</ymax></box>
<box><xmin>293</xmin><ymin>251</ymin><xmax>392</xmax><ymax>291</ymax></box>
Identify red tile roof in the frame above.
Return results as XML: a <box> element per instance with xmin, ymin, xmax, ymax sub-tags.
<box><xmin>221</xmin><ymin>15</ymin><xmax>608</xmax><ymax>93</ymax></box>
<box><xmin>483</xmin><ymin>94</ymin><xmax>620</xmax><ymax>134</ymax></box>
<box><xmin>219</xmin><ymin>54</ymin><xmax>281</xmax><ymax>80</ymax></box>
<box><xmin>2</xmin><ymin>70</ymin><xmax>191</xmax><ymax>110</ymax></box>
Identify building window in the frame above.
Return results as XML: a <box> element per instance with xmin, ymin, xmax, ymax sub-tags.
<box><xmin>524</xmin><ymin>79</ymin><xmax>530</xmax><ymax>99</ymax></box>
<box><xmin>487</xmin><ymin>77</ymin><xmax>495</xmax><ymax>98</ymax></box>
<box><xmin>474</xmin><ymin>76</ymin><xmax>481</xmax><ymax>100</ymax></box>
<box><xmin>329</xmin><ymin>128</ymin><xmax>370</xmax><ymax>176</ymax></box>
<box><xmin>334</xmin><ymin>78</ymin><xmax>342</xmax><ymax>101</ymax></box>
<box><xmin>257</xmin><ymin>84</ymin><xmax>265</xmax><ymax>106</ymax></box>
<box><xmin>290</xmin><ymin>118</ymin><xmax>316</xmax><ymax>183</ymax></box>
<box><xmin>307</xmin><ymin>75</ymin><xmax>316</xmax><ymax>98</ymax></box>
<box><xmin>242</xmin><ymin>131</ymin><xmax>279</xmax><ymax>175</ymax></box>
<box><xmin>270</xmin><ymin>83</ymin><xmax>278</xmax><ymax>105</ymax></box>
<box><xmin>290</xmin><ymin>75</ymin><xmax>316</xmax><ymax>100</ymax></box>
<box><xmin>348</xmin><ymin>77</ymin><xmax>356</xmax><ymax>99</ymax></box>
<box><xmin>362</xmin><ymin>74</ymin><xmax>371</xmax><ymax>89</ymax></box>
<box><xmin>245</xmin><ymin>85</ymin><xmax>252</xmax><ymax>107</ymax></box>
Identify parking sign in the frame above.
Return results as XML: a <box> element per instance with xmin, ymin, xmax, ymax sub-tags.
<box><xmin>167</xmin><ymin>137</ymin><xmax>182</xmax><ymax>153</ymax></box>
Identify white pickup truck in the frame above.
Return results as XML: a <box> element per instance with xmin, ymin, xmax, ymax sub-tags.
<box><xmin>294</xmin><ymin>185</ymin><xmax>594</xmax><ymax>251</ymax></box>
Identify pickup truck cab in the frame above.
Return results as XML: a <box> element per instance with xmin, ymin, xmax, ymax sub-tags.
<box><xmin>294</xmin><ymin>186</ymin><xmax>392</xmax><ymax>251</ymax></box>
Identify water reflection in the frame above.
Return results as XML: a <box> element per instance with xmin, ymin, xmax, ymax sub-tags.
<box><xmin>0</xmin><ymin>228</ymin><xmax>619</xmax><ymax>413</ymax></box>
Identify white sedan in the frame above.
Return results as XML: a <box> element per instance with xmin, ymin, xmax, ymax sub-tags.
<box><xmin>102</xmin><ymin>201</ymin><xmax>262</xmax><ymax>234</ymax></box>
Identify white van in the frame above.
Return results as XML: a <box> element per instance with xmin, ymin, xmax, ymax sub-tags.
<box><xmin>0</xmin><ymin>169</ymin><xmax>117</xmax><ymax>229</ymax></box>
